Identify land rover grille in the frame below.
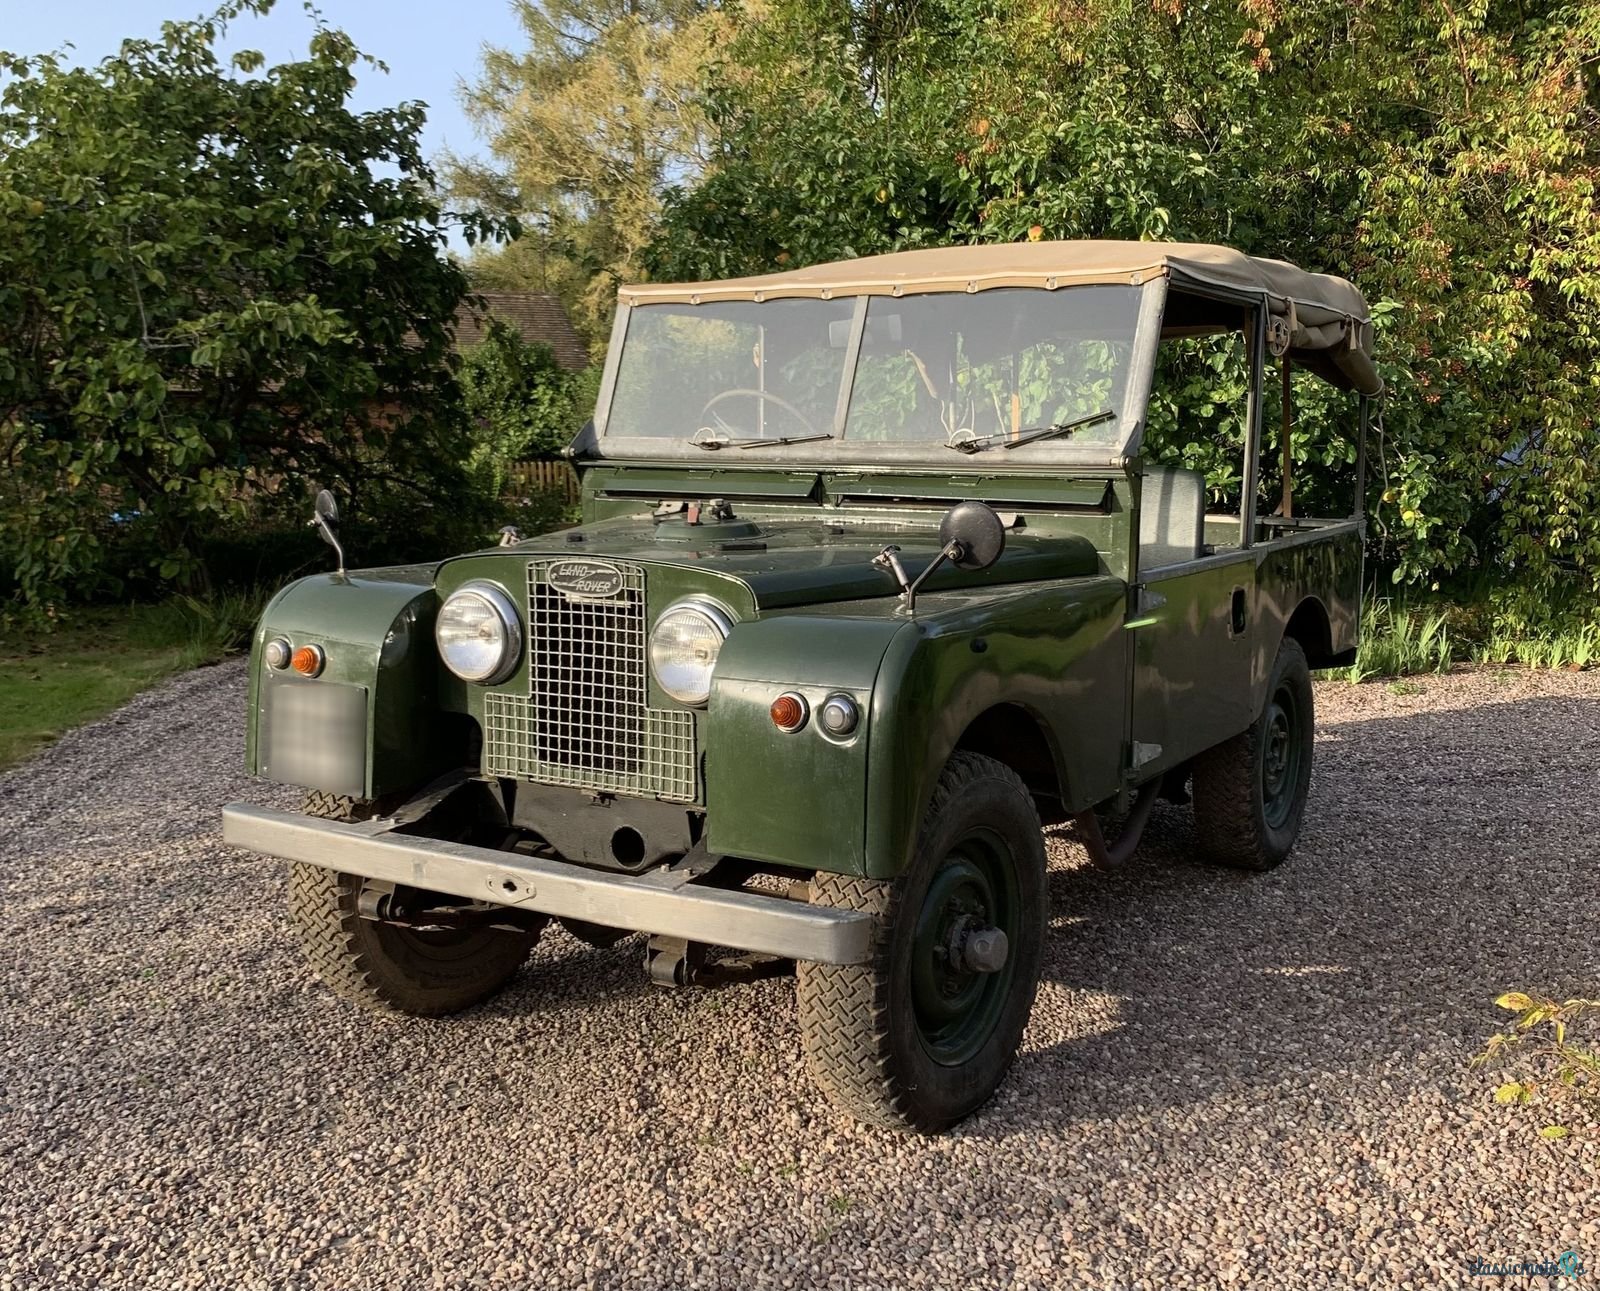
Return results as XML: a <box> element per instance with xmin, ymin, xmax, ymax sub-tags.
<box><xmin>482</xmin><ymin>560</ymin><xmax>697</xmax><ymax>801</ymax></box>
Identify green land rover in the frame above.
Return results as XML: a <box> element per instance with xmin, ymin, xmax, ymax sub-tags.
<box><xmin>223</xmin><ymin>240</ymin><xmax>1379</xmax><ymax>1132</ymax></box>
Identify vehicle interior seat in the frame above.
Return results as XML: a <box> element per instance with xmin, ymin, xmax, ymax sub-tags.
<box><xmin>1139</xmin><ymin>466</ymin><xmax>1207</xmax><ymax>571</ymax></box>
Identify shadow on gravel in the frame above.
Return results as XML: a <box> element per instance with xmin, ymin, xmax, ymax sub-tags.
<box><xmin>495</xmin><ymin>930</ymin><xmax>653</xmax><ymax>1016</ymax></box>
<box><xmin>975</xmin><ymin>692</ymin><xmax>1600</xmax><ymax>1134</ymax></box>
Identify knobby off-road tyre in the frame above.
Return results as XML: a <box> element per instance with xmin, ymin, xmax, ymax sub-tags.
<box><xmin>288</xmin><ymin>792</ymin><xmax>537</xmax><ymax>1017</ymax></box>
<box><xmin>1191</xmin><ymin>636</ymin><xmax>1315</xmax><ymax>872</ymax></box>
<box><xmin>797</xmin><ymin>752</ymin><xmax>1048</xmax><ymax>1133</ymax></box>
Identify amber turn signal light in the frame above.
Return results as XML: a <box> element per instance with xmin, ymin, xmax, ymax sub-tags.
<box><xmin>770</xmin><ymin>692</ymin><xmax>808</xmax><ymax>733</ymax></box>
<box><xmin>290</xmin><ymin>644</ymin><xmax>325</xmax><ymax>677</ymax></box>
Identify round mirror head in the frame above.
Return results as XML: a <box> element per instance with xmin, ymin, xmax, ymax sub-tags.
<box><xmin>314</xmin><ymin>488</ymin><xmax>339</xmax><ymax>527</ymax></box>
<box><xmin>939</xmin><ymin>500</ymin><xmax>1006</xmax><ymax>571</ymax></box>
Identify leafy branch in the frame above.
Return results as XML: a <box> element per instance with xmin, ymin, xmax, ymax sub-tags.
<box><xmin>1472</xmin><ymin>991</ymin><xmax>1600</xmax><ymax>1140</ymax></box>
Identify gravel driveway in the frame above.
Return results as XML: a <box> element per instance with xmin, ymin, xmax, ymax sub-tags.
<box><xmin>2</xmin><ymin>662</ymin><xmax>1598</xmax><ymax>1289</ymax></box>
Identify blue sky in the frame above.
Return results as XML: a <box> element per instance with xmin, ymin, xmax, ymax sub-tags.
<box><xmin>3</xmin><ymin>0</ymin><xmax>524</xmax><ymax>170</ymax></box>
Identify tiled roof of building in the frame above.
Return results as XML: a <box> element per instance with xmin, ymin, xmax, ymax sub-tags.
<box><xmin>453</xmin><ymin>291</ymin><xmax>588</xmax><ymax>370</ymax></box>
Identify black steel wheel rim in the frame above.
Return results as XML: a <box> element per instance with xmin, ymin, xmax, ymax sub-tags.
<box><xmin>1260</xmin><ymin>680</ymin><xmax>1304</xmax><ymax>830</ymax></box>
<box><xmin>910</xmin><ymin>827</ymin><xmax>1021</xmax><ymax>1067</ymax></box>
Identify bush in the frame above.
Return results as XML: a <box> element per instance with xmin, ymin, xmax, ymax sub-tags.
<box><xmin>460</xmin><ymin>319</ymin><xmax>599</xmax><ymax>503</ymax></box>
<box><xmin>1347</xmin><ymin>601</ymin><xmax>1455</xmax><ymax>682</ymax></box>
<box><xmin>0</xmin><ymin>3</ymin><xmax>507</xmax><ymax>616</ymax></box>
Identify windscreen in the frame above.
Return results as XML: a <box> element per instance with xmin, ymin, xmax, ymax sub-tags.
<box><xmin>606</xmin><ymin>298</ymin><xmax>854</xmax><ymax>442</ymax></box>
<box><xmin>602</xmin><ymin>284</ymin><xmax>1145</xmax><ymax>455</ymax></box>
<box><xmin>846</xmin><ymin>287</ymin><xmax>1141</xmax><ymax>447</ymax></box>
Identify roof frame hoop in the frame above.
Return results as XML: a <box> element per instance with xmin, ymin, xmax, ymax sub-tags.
<box><xmin>1240</xmin><ymin>299</ymin><xmax>1268</xmax><ymax>550</ymax></box>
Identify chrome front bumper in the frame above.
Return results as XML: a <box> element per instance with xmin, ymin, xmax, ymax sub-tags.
<box><xmin>221</xmin><ymin>804</ymin><xmax>874</xmax><ymax>965</ymax></box>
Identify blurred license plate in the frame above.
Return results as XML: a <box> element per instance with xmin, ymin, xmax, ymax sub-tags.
<box><xmin>262</xmin><ymin>678</ymin><xmax>367</xmax><ymax>797</ymax></box>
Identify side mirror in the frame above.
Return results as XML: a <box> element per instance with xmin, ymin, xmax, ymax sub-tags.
<box><xmin>938</xmin><ymin>500</ymin><xmax>1006</xmax><ymax>571</ymax></box>
<box><xmin>873</xmin><ymin>500</ymin><xmax>1008</xmax><ymax>612</ymax></box>
<box><xmin>313</xmin><ymin>488</ymin><xmax>339</xmax><ymax>533</ymax></box>
<box><xmin>310</xmin><ymin>488</ymin><xmax>347</xmax><ymax>577</ymax></box>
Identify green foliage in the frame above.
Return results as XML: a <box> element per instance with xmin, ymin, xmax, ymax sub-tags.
<box><xmin>160</xmin><ymin>588</ymin><xmax>273</xmax><ymax>659</ymax></box>
<box><xmin>460</xmin><ymin>320</ymin><xmax>599</xmax><ymax>498</ymax></box>
<box><xmin>1144</xmin><ymin>336</ymin><xmax>1253</xmax><ymax>511</ymax></box>
<box><xmin>503</xmin><ymin>486</ymin><xmax>583</xmax><ymax>538</ymax></box>
<box><xmin>1338</xmin><ymin>592</ymin><xmax>1600</xmax><ymax>681</ymax></box>
<box><xmin>1471</xmin><ymin>621</ymin><xmax>1600</xmax><ymax>670</ymax></box>
<box><xmin>0</xmin><ymin>1</ymin><xmax>507</xmax><ymax>615</ymax></box>
<box><xmin>449</xmin><ymin>0</ymin><xmax>725</xmax><ymax>344</ymax></box>
<box><xmin>1347</xmin><ymin>600</ymin><xmax>1455</xmax><ymax>682</ymax></box>
<box><xmin>652</xmin><ymin>0</ymin><xmax>1600</xmax><ymax>618</ymax></box>
<box><xmin>1474</xmin><ymin>992</ymin><xmax>1600</xmax><ymax>1140</ymax></box>
<box><xmin>1147</xmin><ymin>335</ymin><xmax>1365</xmax><ymax>522</ymax></box>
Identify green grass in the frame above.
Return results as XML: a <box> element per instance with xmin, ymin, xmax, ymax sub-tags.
<box><xmin>1333</xmin><ymin>595</ymin><xmax>1600</xmax><ymax>684</ymax></box>
<box><xmin>1470</xmin><ymin>621</ymin><xmax>1600</xmax><ymax>671</ymax></box>
<box><xmin>1345</xmin><ymin>599</ymin><xmax>1454</xmax><ymax>682</ymax></box>
<box><xmin>0</xmin><ymin>591</ymin><xmax>264</xmax><ymax>773</ymax></box>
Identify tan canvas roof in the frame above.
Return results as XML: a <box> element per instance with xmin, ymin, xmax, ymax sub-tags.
<box><xmin>621</xmin><ymin>240</ymin><xmax>1380</xmax><ymax>394</ymax></box>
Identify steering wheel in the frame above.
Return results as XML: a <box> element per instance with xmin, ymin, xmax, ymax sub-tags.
<box><xmin>697</xmin><ymin>388</ymin><xmax>822</xmax><ymax>440</ymax></box>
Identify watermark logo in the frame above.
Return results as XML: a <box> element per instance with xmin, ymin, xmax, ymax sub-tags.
<box><xmin>1467</xmin><ymin>1251</ymin><xmax>1585</xmax><ymax>1280</ymax></box>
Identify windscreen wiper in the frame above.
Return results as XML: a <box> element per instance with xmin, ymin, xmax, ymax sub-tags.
<box><xmin>691</xmin><ymin>432</ymin><xmax>836</xmax><ymax>451</ymax></box>
<box><xmin>945</xmin><ymin>408</ymin><xmax>1115</xmax><ymax>454</ymax></box>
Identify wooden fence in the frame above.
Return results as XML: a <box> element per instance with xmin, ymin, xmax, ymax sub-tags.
<box><xmin>505</xmin><ymin>458</ymin><xmax>580</xmax><ymax>502</ymax></box>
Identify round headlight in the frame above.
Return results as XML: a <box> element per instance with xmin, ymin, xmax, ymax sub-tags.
<box><xmin>436</xmin><ymin>582</ymin><xmax>521</xmax><ymax>684</ymax></box>
<box><xmin>649</xmin><ymin>600</ymin><xmax>732</xmax><ymax>706</ymax></box>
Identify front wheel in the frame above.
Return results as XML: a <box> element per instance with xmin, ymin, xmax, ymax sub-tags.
<box><xmin>797</xmin><ymin>752</ymin><xmax>1047</xmax><ymax>1133</ymax></box>
<box><xmin>288</xmin><ymin>792</ymin><xmax>538</xmax><ymax>1016</ymax></box>
<box><xmin>1191</xmin><ymin>636</ymin><xmax>1315</xmax><ymax>871</ymax></box>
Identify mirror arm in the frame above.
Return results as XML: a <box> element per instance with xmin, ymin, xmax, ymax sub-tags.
<box><xmin>313</xmin><ymin>515</ymin><xmax>347</xmax><ymax>578</ymax></box>
<box><xmin>905</xmin><ymin>541</ymin><xmax>966</xmax><ymax>611</ymax></box>
<box><xmin>872</xmin><ymin>545</ymin><xmax>912</xmax><ymax>598</ymax></box>
<box><xmin>876</xmin><ymin>540</ymin><xmax>964</xmax><ymax>613</ymax></box>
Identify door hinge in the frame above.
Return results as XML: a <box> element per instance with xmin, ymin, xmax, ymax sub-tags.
<box><xmin>1126</xmin><ymin>586</ymin><xmax>1166</xmax><ymax>628</ymax></box>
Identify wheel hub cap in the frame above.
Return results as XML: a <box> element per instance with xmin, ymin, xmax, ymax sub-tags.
<box><xmin>948</xmin><ymin>919</ymin><xmax>1009</xmax><ymax>974</ymax></box>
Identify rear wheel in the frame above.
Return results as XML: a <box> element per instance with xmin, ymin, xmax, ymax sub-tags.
<box><xmin>1191</xmin><ymin>637</ymin><xmax>1314</xmax><ymax>871</ymax></box>
<box><xmin>797</xmin><ymin>753</ymin><xmax>1047</xmax><ymax>1132</ymax></box>
<box><xmin>288</xmin><ymin>792</ymin><xmax>538</xmax><ymax>1016</ymax></box>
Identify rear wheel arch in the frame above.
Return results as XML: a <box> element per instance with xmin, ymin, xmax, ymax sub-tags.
<box><xmin>1282</xmin><ymin>595</ymin><xmax>1335</xmax><ymax>668</ymax></box>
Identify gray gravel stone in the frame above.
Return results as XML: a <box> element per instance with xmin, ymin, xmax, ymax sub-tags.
<box><xmin>1</xmin><ymin>661</ymin><xmax>1598</xmax><ymax>1288</ymax></box>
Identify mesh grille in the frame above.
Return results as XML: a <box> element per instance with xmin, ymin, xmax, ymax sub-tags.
<box><xmin>482</xmin><ymin>561</ymin><xmax>697</xmax><ymax>802</ymax></box>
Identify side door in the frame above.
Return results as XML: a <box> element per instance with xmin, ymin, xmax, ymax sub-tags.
<box><xmin>1129</xmin><ymin>551</ymin><xmax>1257</xmax><ymax>782</ymax></box>
<box><xmin>1126</xmin><ymin>287</ymin><xmax>1272</xmax><ymax>785</ymax></box>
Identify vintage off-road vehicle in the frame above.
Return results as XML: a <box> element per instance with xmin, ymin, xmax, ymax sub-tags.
<box><xmin>224</xmin><ymin>241</ymin><xmax>1379</xmax><ymax>1132</ymax></box>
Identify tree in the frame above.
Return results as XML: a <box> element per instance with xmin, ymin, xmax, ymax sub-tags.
<box><xmin>448</xmin><ymin>0</ymin><xmax>726</xmax><ymax>346</ymax></box>
<box><xmin>651</xmin><ymin>0</ymin><xmax>1600</xmax><ymax>614</ymax></box>
<box><xmin>460</xmin><ymin>319</ymin><xmax>600</xmax><ymax>496</ymax></box>
<box><xmin>0</xmin><ymin>0</ymin><xmax>505</xmax><ymax>611</ymax></box>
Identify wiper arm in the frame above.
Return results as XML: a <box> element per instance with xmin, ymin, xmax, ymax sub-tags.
<box><xmin>945</xmin><ymin>408</ymin><xmax>1115</xmax><ymax>454</ymax></box>
<box><xmin>691</xmin><ymin>432</ymin><xmax>835</xmax><ymax>451</ymax></box>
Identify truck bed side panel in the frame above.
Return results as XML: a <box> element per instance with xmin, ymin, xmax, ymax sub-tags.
<box><xmin>1250</xmin><ymin>522</ymin><xmax>1364</xmax><ymax>708</ymax></box>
